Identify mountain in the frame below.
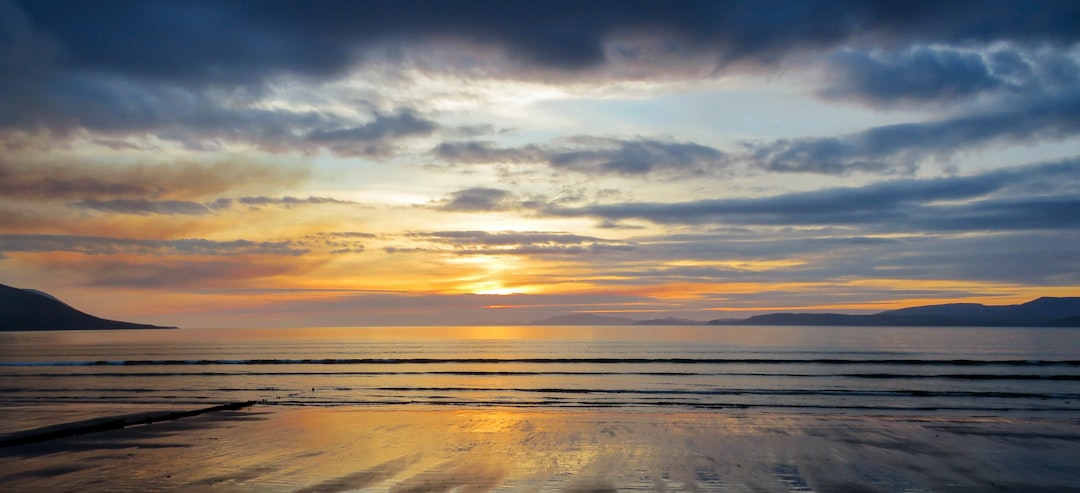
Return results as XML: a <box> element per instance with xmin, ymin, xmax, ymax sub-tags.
<box><xmin>707</xmin><ymin>297</ymin><xmax>1080</xmax><ymax>327</ymax></box>
<box><xmin>529</xmin><ymin>313</ymin><xmax>638</xmax><ymax>325</ymax></box>
<box><xmin>708</xmin><ymin>313</ymin><xmax>979</xmax><ymax>327</ymax></box>
<box><xmin>0</xmin><ymin>283</ymin><xmax>175</xmax><ymax>331</ymax></box>
<box><xmin>1046</xmin><ymin>315</ymin><xmax>1080</xmax><ymax>327</ymax></box>
<box><xmin>879</xmin><ymin>297</ymin><xmax>1080</xmax><ymax>325</ymax></box>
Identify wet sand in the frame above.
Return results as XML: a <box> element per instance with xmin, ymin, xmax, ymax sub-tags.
<box><xmin>2</xmin><ymin>406</ymin><xmax>1080</xmax><ymax>492</ymax></box>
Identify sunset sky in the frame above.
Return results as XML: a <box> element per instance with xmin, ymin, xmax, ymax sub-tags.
<box><xmin>2</xmin><ymin>0</ymin><xmax>1079</xmax><ymax>327</ymax></box>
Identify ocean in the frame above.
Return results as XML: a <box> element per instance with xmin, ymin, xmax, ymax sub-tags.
<box><xmin>2</xmin><ymin>325</ymin><xmax>1078</xmax><ymax>421</ymax></box>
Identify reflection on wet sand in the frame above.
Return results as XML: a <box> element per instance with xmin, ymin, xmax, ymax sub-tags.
<box><xmin>2</xmin><ymin>406</ymin><xmax>1080</xmax><ymax>492</ymax></box>
<box><xmin>296</xmin><ymin>456</ymin><xmax>417</xmax><ymax>493</ymax></box>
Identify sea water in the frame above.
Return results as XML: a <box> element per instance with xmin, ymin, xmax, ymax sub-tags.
<box><xmin>1</xmin><ymin>325</ymin><xmax>1078</xmax><ymax>421</ymax></box>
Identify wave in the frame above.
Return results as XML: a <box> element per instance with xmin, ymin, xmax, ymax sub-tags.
<box><xmin>1</xmin><ymin>394</ymin><xmax>1074</xmax><ymax>413</ymax></box>
<box><xmin>258</xmin><ymin>400</ymin><xmax>1080</xmax><ymax>413</ymax></box>
<box><xmin>3</xmin><ymin>358</ymin><xmax>1079</xmax><ymax>367</ymax></box>
<box><xmin>10</xmin><ymin>370</ymin><xmax>1080</xmax><ymax>381</ymax></box>
<box><xmin>351</xmin><ymin>386</ymin><xmax>1080</xmax><ymax>400</ymax></box>
<box><xmin>5</xmin><ymin>386</ymin><xmax>1074</xmax><ymax>400</ymax></box>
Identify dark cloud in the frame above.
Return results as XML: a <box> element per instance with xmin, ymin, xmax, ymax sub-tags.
<box><xmin>14</xmin><ymin>1</ymin><xmax>1080</xmax><ymax>86</ymax></box>
<box><xmin>67</xmin><ymin>195</ymin><xmax>358</xmax><ymax>215</ymax></box>
<box><xmin>621</xmin><ymin>230</ymin><xmax>1080</xmax><ymax>287</ymax></box>
<box><xmin>549</xmin><ymin>137</ymin><xmax>728</xmax><ymax>175</ymax></box>
<box><xmin>822</xmin><ymin>46</ymin><xmax>1080</xmax><ymax>106</ymax></box>
<box><xmin>0</xmin><ymin>161</ymin><xmax>152</xmax><ymax>199</ymax></box>
<box><xmin>4</xmin><ymin>0</ymin><xmax>1077</xmax><ymax>160</ymax></box>
<box><xmin>7</xmin><ymin>1</ymin><xmax>1075</xmax><ymax>144</ymax></box>
<box><xmin>543</xmin><ymin>158</ymin><xmax>1080</xmax><ymax>230</ymax></box>
<box><xmin>0</xmin><ymin>234</ymin><xmax>308</xmax><ymax>256</ymax></box>
<box><xmin>388</xmin><ymin>230</ymin><xmax>634</xmax><ymax>256</ymax></box>
<box><xmin>303</xmin><ymin>109</ymin><xmax>438</xmax><ymax>158</ymax></box>
<box><xmin>433</xmin><ymin>141</ymin><xmax>543</xmax><ymax>165</ymax></box>
<box><xmin>823</xmin><ymin>47</ymin><xmax>1006</xmax><ymax>104</ymax></box>
<box><xmin>232</xmin><ymin>196</ymin><xmax>359</xmax><ymax>208</ymax></box>
<box><xmin>432</xmin><ymin>188</ymin><xmax>521</xmax><ymax>212</ymax></box>
<box><xmin>48</xmin><ymin>257</ymin><xmax>321</xmax><ymax>288</ymax></box>
<box><xmin>745</xmin><ymin>91</ymin><xmax>1080</xmax><ymax>174</ymax></box>
<box><xmin>596</xmin><ymin>220</ymin><xmax>645</xmax><ymax>230</ymax></box>
<box><xmin>910</xmin><ymin>196</ymin><xmax>1080</xmax><ymax>232</ymax></box>
<box><xmin>435</xmin><ymin>137</ymin><xmax>728</xmax><ymax>176</ymax></box>
<box><xmin>69</xmin><ymin>199</ymin><xmax>212</xmax><ymax>216</ymax></box>
<box><xmin>0</xmin><ymin>158</ymin><xmax>307</xmax><ymax>200</ymax></box>
<box><xmin>1</xmin><ymin>71</ymin><xmax>439</xmax><ymax>156</ymax></box>
<box><xmin>859</xmin><ymin>231</ymin><xmax>1080</xmax><ymax>285</ymax></box>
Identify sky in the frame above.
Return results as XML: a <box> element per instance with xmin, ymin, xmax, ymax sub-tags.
<box><xmin>2</xmin><ymin>0</ymin><xmax>1079</xmax><ymax>327</ymax></box>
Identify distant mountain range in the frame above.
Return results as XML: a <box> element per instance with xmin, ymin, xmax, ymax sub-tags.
<box><xmin>707</xmin><ymin>297</ymin><xmax>1080</xmax><ymax>327</ymax></box>
<box><xmin>530</xmin><ymin>297</ymin><xmax>1080</xmax><ymax>327</ymax></box>
<box><xmin>5</xmin><ymin>282</ymin><xmax>1078</xmax><ymax>330</ymax></box>
<box><xmin>0</xmin><ymin>283</ymin><xmax>175</xmax><ymax>331</ymax></box>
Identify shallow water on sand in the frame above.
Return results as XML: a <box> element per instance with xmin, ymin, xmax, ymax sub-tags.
<box><xmin>3</xmin><ymin>407</ymin><xmax>1080</xmax><ymax>492</ymax></box>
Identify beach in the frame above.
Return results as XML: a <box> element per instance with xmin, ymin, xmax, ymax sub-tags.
<box><xmin>3</xmin><ymin>326</ymin><xmax>1079</xmax><ymax>491</ymax></box>
<box><xmin>4</xmin><ymin>404</ymin><xmax>1080</xmax><ymax>492</ymax></box>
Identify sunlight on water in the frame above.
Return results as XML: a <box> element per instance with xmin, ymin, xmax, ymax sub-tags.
<box><xmin>1</xmin><ymin>325</ymin><xmax>1078</xmax><ymax>420</ymax></box>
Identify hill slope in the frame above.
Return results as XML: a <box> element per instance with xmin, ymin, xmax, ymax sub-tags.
<box><xmin>708</xmin><ymin>297</ymin><xmax>1080</xmax><ymax>327</ymax></box>
<box><xmin>0</xmin><ymin>283</ymin><xmax>174</xmax><ymax>331</ymax></box>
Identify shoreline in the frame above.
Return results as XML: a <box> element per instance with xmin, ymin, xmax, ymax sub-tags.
<box><xmin>0</xmin><ymin>401</ymin><xmax>255</xmax><ymax>447</ymax></box>
<box><xmin>2</xmin><ymin>405</ymin><xmax>1079</xmax><ymax>492</ymax></box>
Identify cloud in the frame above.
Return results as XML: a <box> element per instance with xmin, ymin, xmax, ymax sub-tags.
<box><xmin>66</xmin><ymin>195</ymin><xmax>358</xmax><ymax>215</ymax></box>
<box><xmin>822</xmin><ymin>45</ymin><xmax>1080</xmax><ymax>106</ymax></box>
<box><xmin>854</xmin><ymin>231</ymin><xmax>1080</xmax><ymax>285</ymax></box>
<box><xmin>302</xmin><ymin>232</ymin><xmax>374</xmax><ymax>255</ymax></box>
<box><xmin>302</xmin><ymin>109</ymin><xmax>439</xmax><ymax>158</ymax></box>
<box><xmin>1</xmin><ymin>70</ymin><xmax>440</xmax><ymax>157</ymax></box>
<box><xmin>14</xmin><ymin>1</ymin><xmax>1080</xmax><ymax>87</ymax></box>
<box><xmin>614</xmin><ymin>230</ymin><xmax>1080</xmax><ymax>287</ymax></box>
<box><xmin>549</xmin><ymin>137</ymin><xmax>728</xmax><ymax>175</ymax></box>
<box><xmin>431</xmin><ymin>188</ymin><xmax>518</xmax><ymax>212</ymax></box>
<box><xmin>0</xmin><ymin>162</ymin><xmax>151</xmax><ymax>199</ymax></box>
<box><xmin>909</xmin><ymin>196</ymin><xmax>1080</xmax><ymax>232</ymax></box>
<box><xmin>430</xmin><ymin>87</ymin><xmax>1079</xmax><ymax>177</ymax></box>
<box><xmin>823</xmin><ymin>47</ymin><xmax>1007</xmax><ymax>104</ymax></box>
<box><xmin>433</xmin><ymin>141</ymin><xmax>543</xmax><ymax>164</ymax></box>
<box><xmin>435</xmin><ymin>137</ymin><xmax>728</xmax><ymax>176</ymax></box>
<box><xmin>305</xmin><ymin>231</ymin><xmax>377</xmax><ymax>239</ymax></box>
<box><xmin>10</xmin><ymin>1</ymin><xmax>1076</xmax><ymax>140</ymax></box>
<box><xmin>388</xmin><ymin>230</ymin><xmax>634</xmax><ymax>256</ymax></box>
<box><xmin>542</xmin><ymin>158</ymin><xmax>1080</xmax><ymax>230</ymax></box>
<box><xmin>744</xmin><ymin>91</ymin><xmax>1080</xmax><ymax>174</ymax></box>
<box><xmin>6</xmin><ymin>0</ymin><xmax>1078</xmax><ymax>163</ymax></box>
<box><xmin>38</xmin><ymin>256</ymin><xmax>323</xmax><ymax>289</ymax></box>
<box><xmin>231</xmin><ymin>196</ymin><xmax>359</xmax><ymax>208</ymax></box>
<box><xmin>69</xmin><ymin>199</ymin><xmax>212</xmax><ymax>216</ymax></box>
<box><xmin>0</xmin><ymin>158</ymin><xmax>308</xmax><ymax>200</ymax></box>
<box><xmin>0</xmin><ymin>234</ymin><xmax>308</xmax><ymax>256</ymax></box>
